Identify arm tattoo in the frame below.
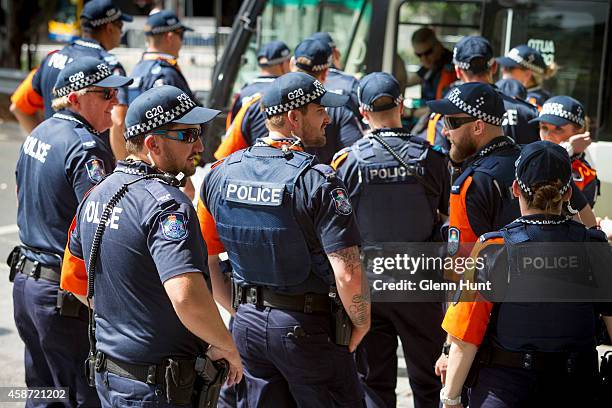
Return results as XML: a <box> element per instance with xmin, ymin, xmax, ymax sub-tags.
<box><xmin>329</xmin><ymin>246</ymin><xmax>370</xmax><ymax>326</ymax></box>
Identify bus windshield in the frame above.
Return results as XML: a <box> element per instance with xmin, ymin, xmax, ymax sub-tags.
<box><xmin>231</xmin><ymin>0</ymin><xmax>372</xmax><ymax>100</ymax></box>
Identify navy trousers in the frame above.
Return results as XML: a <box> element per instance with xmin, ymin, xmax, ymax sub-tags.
<box><xmin>13</xmin><ymin>272</ymin><xmax>99</xmax><ymax>407</ymax></box>
<box><xmin>232</xmin><ymin>303</ymin><xmax>365</xmax><ymax>407</ymax></box>
<box><xmin>361</xmin><ymin>302</ymin><xmax>445</xmax><ymax>408</ymax></box>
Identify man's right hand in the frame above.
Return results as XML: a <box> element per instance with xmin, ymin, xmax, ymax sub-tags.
<box><xmin>348</xmin><ymin>323</ymin><xmax>370</xmax><ymax>352</ymax></box>
<box><xmin>207</xmin><ymin>345</ymin><xmax>243</xmax><ymax>386</ymax></box>
<box><xmin>435</xmin><ymin>353</ymin><xmax>448</xmax><ymax>384</ymax></box>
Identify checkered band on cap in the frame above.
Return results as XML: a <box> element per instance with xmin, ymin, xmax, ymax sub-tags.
<box><xmin>360</xmin><ymin>96</ymin><xmax>403</xmax><ymax>112</ymax></box>
<box><xmin>259</xmin><ymin>54</ymin><xmax>291</xmax><ymax>66</ymax></box>
<box><xmin>506</xmin><ymin>48</ymin><xmax>544</xmax><ymax>74</ymax></box>
<box><xmin>514</xmin><ymin>155</ymin><xmax>571</xmax><ymax>197</ymax></box>
<box><xmin>148</xmin><ymin>22</ymin><xmax>185</xmax><ymax>34</ymax></box>
<box><xmin>453</xmin><ymin>57</ymin><xmax>495</xmax><ymax>71</ymax></box>
<box><xmin>445</xmin><ymin>87</ymin><xmax>503</xmax><ymax>126</ymax></box>
<box><xmin>540</xmin><ymin>102</ymin><xmax>585</xmax><ymax>127</ymax></box>
<box><xmin>125</xmin><ymin>98</ymin><xmax>197</xmax><ymax>138</ymax></box>
<box><xmin>87</xmin><ymin>8</ymin><xmax>123</xmax><ymax>27</ymax></box>
<box><xmin>264</xmin><ymin>80</ymin><xmax>327</xmax><ymax>118</ymax></box>
<box><xmin>53</xmin><ymin>64</ymin><xmax>113</xmax><ymax>97</ymax></box>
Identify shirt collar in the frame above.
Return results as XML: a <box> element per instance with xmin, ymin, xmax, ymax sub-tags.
<box><xmin>370</xmin><ymin>128</ymin><xmax>412</xmax><ymax>138</ymax></box>
<box><xmin>254</xmin><ymin>137</ymin><xmax>305</xmax><ymax>152</ymax></box>
<box><xmin>74</xmin><ymin>37</ymin><xmax>103</xmax><ymax>50</ymax></box>
<box><xmin>53</xmin><ymin>109</ymin><xmax>100</xmax><ymax>135</ymax></box>
<box><xmin>142</xmin><ymin>52</ymin><xmax>178</xmax><ymax>65</ymax></box>
<box><xmin>514</xmin><ymin>214</ymin><xmax>569</xmax><ymax>225</ymax></box>
<box><xmin>115</xmin><ymin>159</ymin><xmax>161</xmax><ymax>176</ymax></box>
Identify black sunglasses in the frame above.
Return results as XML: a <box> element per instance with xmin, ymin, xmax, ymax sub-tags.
<box><xmin>443</xmin><ymin>116</ymin><xmax>478</xmax><ymax>130</ymax></box>
<box><xmin>84</xmin><ymin>88</ymin><xmax>117</xmax><ymax>100</ymax></box>
<box><xmin>415</xmin><ymin>47</ymin><xmax>434</xmax><ymax>58</ymax></box>
<box><xmin>150</xmin><ymin>128</ymin><xmax>202</xmax><ymax>143</ymax></box>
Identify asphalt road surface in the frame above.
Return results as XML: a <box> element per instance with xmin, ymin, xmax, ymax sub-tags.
<box><xmin>0</xmin><ymin>120</ymin><xmax>416</xmax><ymax>407</ymax></box>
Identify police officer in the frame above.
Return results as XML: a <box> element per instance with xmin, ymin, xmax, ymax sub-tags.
<box><xmin>128</xmin><ymin>10</ymin><xmax>196</xmax><ymax>104</ymax></box>
<box><xmin>10</xmin><ymin>0</ymin><xmax>132</xmax><ymax>158</ymax></box>
<box><xmin>198</xmin><ymin>72</ymin><xmax>370</xmax><ymax>406</ymax></box>
<box><xmin>61</xmin><ymin>85</ymin><xmax>242</xmax><ymax>406</ymax></box>
<box><xmin>411</xmin><ymin>27</ymin><xmax>457</xmax><ymax>102</ymax></box>
<box><xmin>311</xmin><ymin>32</ymin><xmax>361</xmax><ymax>118</ymax></box>
<box><xmin>12</xmin><ymin>56</ymin><xmax>132</xmax><ymax>407</ymax></box>
<box><xmin>497</xmin><ymin>45</ymin><xmax>555</xmax><ymax>109</ymax></box>
<box><xmin>215</xmin><ymin>37</ymin><xmax>363</xmax><ymax>164</ymax></box>
<box><xmin>530</xmin><ymin>96</ymin><xmax>599</xmax><ymax>207</ymax></box>
<box><xmin>332</xmin><ymin>72</ymin><xmax>450</xmax><ymax>408</ymax></box>
<box><xmin>440</xmin><ymin>141</ymin><xmax>612</xmax><ymax>407</ymax></box>
<box><xmin>227</xmin><ymin>40</ymin><xmax>291</xmax><ymax>124</ymax></box>
<box><xmin>425</xmin><ymin>36</ymin><xmax>540</xmax><ymax>148</ymax></box>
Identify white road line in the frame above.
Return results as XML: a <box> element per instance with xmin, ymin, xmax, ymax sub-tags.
<box><xmin>0</xmin><ymin>224</ymin><xmax>19</xmax><ymax>235</ymax></box>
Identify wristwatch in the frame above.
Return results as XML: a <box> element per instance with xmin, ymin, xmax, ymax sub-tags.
<box><xmin>440</xmin><ymin>388</ymin><xmax>461</xmax><ymax>406</ymax></box>
<box><xmin>442</xmin><ymin>342</ymin><xmax>451</xmax><ymax>356</ymax></box>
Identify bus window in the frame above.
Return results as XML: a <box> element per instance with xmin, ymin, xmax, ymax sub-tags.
<box><xmin>230</xmin><ymin>0</ymin><xmax>373</xmax><ymax>105</ymax></box>
<box><xmin>396</xmin><ymin>1</ymin><xmax>482</xmax><ymax>99</ymax></box>
<box><xmin>487</xmin><ymin>1</ymin><xmax>608</xmax><ymax>140</ymax></box>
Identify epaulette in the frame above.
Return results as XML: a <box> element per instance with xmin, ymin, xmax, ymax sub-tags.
<box><xmin>311</xmin><ymin>163</ymin><xmax>336</xmax><ymax>181</ymax></box>
<box><xmin>479</xmin><ymin>231</ymin><xmax>504</xmax><ymax>243</ymax></box>
<box><xmin>331</xmin><ymin>148</ymin><xmax>350</xmax><ymax>169</ymax></box>
<box><xmin>73</xmin><ymin>127</ymin><xmax>97</xmax><ymax>150</ymax></box>
<box><xmin>144</xmin><ymin>179</ymin><xmax>178</xmax><ymax>210</ymax></box>
<box><xmin>210</xmin><ymin>158</ymin><xmax>225</xmax><ymax>170</ymax></box>
<box><xmin>587</xmin><ymin>227</ymin><xmax>608</xmax><ymax>242</ymax></box>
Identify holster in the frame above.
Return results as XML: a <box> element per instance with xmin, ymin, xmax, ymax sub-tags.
<box><xmin>194</xmin><ymin>357</ymin><xmax>229</xmax><ymax>408</ymax></box>
<box><xmin>6</xmin><ymin>246</ymin><xmax>25</xmax><ymax>282</ymax></box>
<box><xmin>56</xmin><ymin>289</ymin><xmax>85</xmax><ymax>318</ymax></box>
<box><xmin>164</xmin><ymin>358</ymin><xmax>198</xmax><ymax>406</ymax></box>
<box><xmin>329</xmin><ymin>288</ymin><xmax>352</xmax><ymax>346</ymax></box>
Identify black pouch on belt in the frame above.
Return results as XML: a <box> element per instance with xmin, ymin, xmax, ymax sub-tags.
<box><xmin>56</xmin><ymin>289</ymin><xmax>84</xmax><ymax>318</ymax></box>
<box><xmin>6</xmin><ymin>246</ymin><xmax>23</xmax><ymax>282</ymax></box>
<box><xmin>164</xmin><ymin>358</ymin><xmax>197</xmax><ymax>405</ymax></box>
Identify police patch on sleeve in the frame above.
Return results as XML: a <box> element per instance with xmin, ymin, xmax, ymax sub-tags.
<box><xmin>448</xmin><ymin>227</ymin><xmax>460</xmax><ymax>256</ymax></box>
<box><xmin>330</xmin><ymin>188</ymin><xmax>352</xmax><ymax>216</ymax></box>
<box><xmin>85</xmin><ymin>158</ymin><xmax>106</xmax><ymax>183</ymax></box>
<box><xmin>160</xmin><ymin>212</ymin><xmax>188</xmax><ymax>241</ymax></box>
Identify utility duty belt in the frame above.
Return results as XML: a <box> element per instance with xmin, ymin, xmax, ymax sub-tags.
<box><xmin>480</xmin><ymin>344</ymin><xmax>597</xmax><ymax>374</ymax></box>
<box><xmin>7</xmin><ymin>245</ymin><xmax>86</xmax><ymax>318</ymax></box>
<box><xmin>232</xmin><ymin>282</ymin><xmax>352</xmax><ymax>346</ymax></box>
<box><xmin>231</xmin><ymin>282</ymin><xmax>331</xmax><ymax>314</ymax></box>
<box><xmin>93</xmin><ymin>352</ymin><xmax>228</xmax><ymax>407</ymax></box>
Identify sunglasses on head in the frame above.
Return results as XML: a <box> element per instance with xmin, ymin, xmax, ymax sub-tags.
<box><xmin>84</xmin><ymin>88</ymin><xmax>117</xmax><ymax>100</ymax></box>
<box><xmin>150</xmin><ymin>128</ymin><xmax>202</xmax><ymax>143</ymax></box>
<box><xmin>443</xmin><ymin>116</ymin><xmax>478</xmax><ymax>130</ymax></box>
<box><xmin>415</xmin><ymin>47</ymin><xmax>434</xmax><ymax>58</ymax></box>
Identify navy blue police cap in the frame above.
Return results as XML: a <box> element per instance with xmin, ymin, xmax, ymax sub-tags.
<box><xmin>125</xmin><ymin>85</ymin><xmax>220</xmax><ymax>139</ymax></box>
<box><xmin>294</xmin><ymin>38</ymin><xmax>332</xmax><ymax>72</ymax></box>
<box><xmin>358</xmin><ymin>72</ymin><xmax>402</xmax><ymax>112</ymax></box>
<box><xmin>81</xmin><ymin>0</ymin><xmax>133</xmax><ymax>29</ymax></box>
<box><xmin>311</xmin><ymin>32</ymin><xmax>336</xmax><ymax>48</ymax></box>
<box><xmin>495</xmin><ymin>78</ymin><xmax>527</xmax><ymax>100</ymax></box>
<box><xmin>257</xmin><ymin>40</ymin><xmax>291</xmax><ymax>67</ymax></box>
<box><xmin>528</xmin><ymin>96</ymin><xmax>586</xmax><ymax>128</ymax></box>
<box><xmin>144</xmin><ymin>10</ymin><xmax>193</xmax><ymax>35</ymax></box>
<box><xmin>515</xmin><ymin>140</ymin><xmax>572</xmax><ymax>196</ymax></box>
<box><xmin>497</xmin><ymin>45</ymin><xmax>546</xmax><ymax>74</ymax></box>
<box><xmin>427</xmin><ymin>82</ymin><xmax>504</xmax><ymax>126</ymax></box>
<box><xmin>453</xmin><ymin>36</ymin><xmax>494</xmax><ymax>73</ymax></box>
<box><xmin>262</xmin><ymin>72</ymin><xmax>348</xmax><ymax>118</ymax></box>
<box><xmin>53</xmin><ymin>56</ymin><xmax>133</xmax><ymax>98</ymax></box>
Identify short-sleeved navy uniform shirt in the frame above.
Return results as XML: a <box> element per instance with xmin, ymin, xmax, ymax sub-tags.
<box><xmin>335</xmin><ymin>130</ymin><xmax>451</xmax><ymax>216</ymax></box>
<box><xmin>32</xmin><ymin>38</ymin><xmax>128</xmax><ymax>118</ymax></box>
<box><xmin>498</xmin><ymin>88</ymin><xmax>540</xmax><ymax>145</ymax></box>
<box><xmin>202</xmin><ymin>143</ymin><xmax>361</xmax><ymax>292</ymax></box>
<box><xmin>305</xmin><ymin>106</ymin><xmax>364</xmax><ymax>164</ymax></box>
<box><xmin>326</xmin><ymin>68</ymin><xmax>360</xmax><ymax>118</ymax></box>
<box><xmin>128</xmin><ymin>53</ymin><xmax>197</xmax><ymax>104</ymax></box>
<box><xmin>69</xmin><ymin>161</ymin><xmax>207</xmax><ymax>364</ymax></box>
<box><xmin>16</xmin><ymin>109</ymin><xmax>114</xmax><ymax>266</ymax></box>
